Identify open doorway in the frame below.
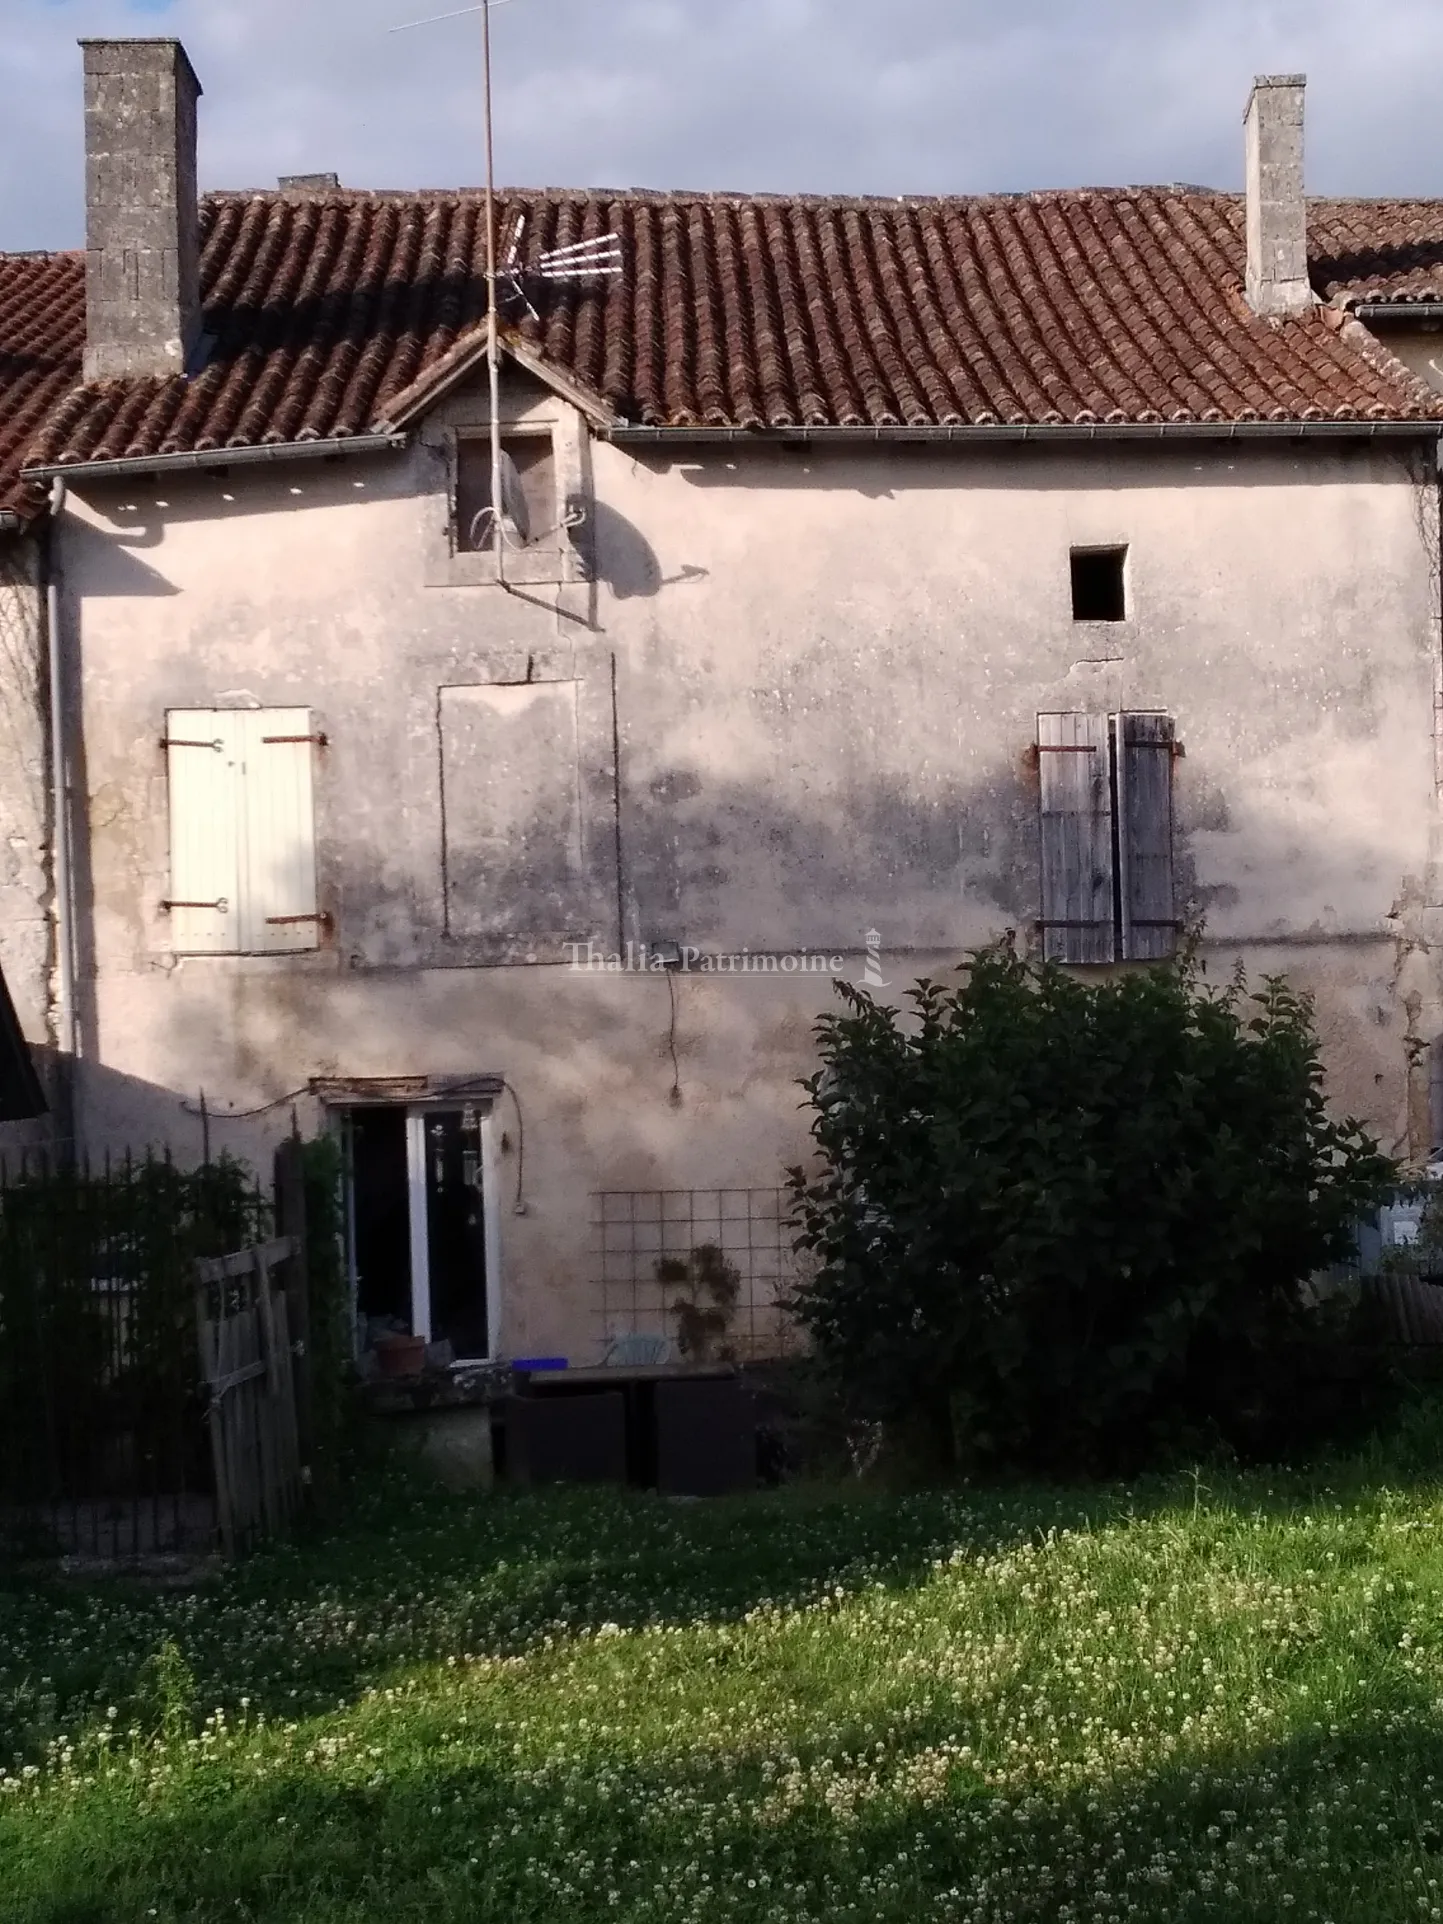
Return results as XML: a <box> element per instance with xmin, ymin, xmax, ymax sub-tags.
<box><xmin>345</xmin><ymin>1103</ymin><xmax>498</xmax><ymax>1361</ymax></box>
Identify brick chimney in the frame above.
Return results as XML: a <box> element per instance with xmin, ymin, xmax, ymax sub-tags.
<box><xmin>1243</xmin><ymin>74</ymin><xmax>1314</xmax><ymax>319</ymax></box>
<box><xmin>80</xmin><ymin>39</ymin><xmax>203</xmax><ymax>382</ymax></box>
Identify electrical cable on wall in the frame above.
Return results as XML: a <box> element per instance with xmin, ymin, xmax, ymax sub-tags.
<box><xmin>180</xmin><ymin>1085</ymin><xmax>311</xmax><ymax>1123</ymax></box>
<box><xmin>181</xmin><ymin>1073</ymin><xmax>529</xmax><ymax>1211</ymax></box>
<box><xmin>501</xmin><ymin>1078</ymin><xmax>527</xmax><ymax>1213</ymax></box>
<box><xmin>666</xmin><ymin>969</ymin><xmax>682</xmax><ymax>1105</ymax></box>
<box><xmin>432</xmin><ymin>1072</ymin><xmax>527</xmax><ymax>1213</ymax></box>
<box><xmin>467</xmin><ymin>498</ymin><xmax>585</xmax><ymax>553</ymax></box>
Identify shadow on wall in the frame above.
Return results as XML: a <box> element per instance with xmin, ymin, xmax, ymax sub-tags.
<box><xmin>61</xmin><ymin>513</ymin><xmax>179</xmax><ymax>596</ymax></box>
<box><xmin>0</xmin><ymin>1043</ymin><xmax>213</xmax><ymax>1165</ymax></box>
<box><xmin>60</xmin><ymin>447</ymin><xmax>414</xmax><ymax>543</ymax></box>
<box><xmin>633</xmin><ymin>438</ymin><xmax>1430</xmax><ymax>497</ymax></box>
<box><xmin>61</xmin><ymin>464</ymin><xmax>713</xmax><ymax>607</ymax></box>
<box><xmin>620</xmin><ymin>748</ymin><xmax>1224</xmax><ymax>955</ymax></box>
<box><xmin>588</xmin><ymin>500</ymin><xmax>708</xmax><ymax>600</ymax></box>
<box><xmin>80</xmin><ymin>700</ymin><xmax>1418</xmax><ymax>997</ymax></box>
<box><xmin>42</xmin><ymin>701</ymin><xmax>1433</xmax><ymax>1167</ymax></box>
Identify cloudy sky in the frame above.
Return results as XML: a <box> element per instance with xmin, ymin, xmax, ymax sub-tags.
<box><xmin>3</xmin><ymin>0</ymin><xmax>1441</xmax><ymax>251</ymax></box>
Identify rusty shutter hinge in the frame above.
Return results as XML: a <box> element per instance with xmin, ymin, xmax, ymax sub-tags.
<box><xmin>261</xmin><ymin>733</ymin><xmax>329</xmax><ymax>747</ymax></box>
<box><xmin>265</xmin><ymin>912</ymin><xmax>334</xmax><ymax>931</ymax></box>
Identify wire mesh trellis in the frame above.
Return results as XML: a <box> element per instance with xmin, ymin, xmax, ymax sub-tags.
<box><xmin>593</xmin><ymin>1187</ymin><xmax>806</xmax><ymax>1363</ymax></box>
<box><xmin>0</xmin><ymin>1147</ymin><xmax>269</xmax><ymax>1560</ymax></box>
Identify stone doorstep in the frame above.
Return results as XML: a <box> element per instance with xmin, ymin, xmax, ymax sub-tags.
<box><xmin>360</xmin><ymin>1359</ymin><xmax>514</xmax><ymax>1417</ymax></box>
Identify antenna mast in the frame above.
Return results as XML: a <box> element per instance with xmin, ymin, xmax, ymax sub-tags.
<box><xmin>392</xmin><ymin>0</ymin><xmax>517</xmax><ymax>581</ymax></box>
<box><xmin>391</xmin><ymin>0</ymin><xmax>620</xmax><ymax>581</ymax></box>
<box><xmin>481</xmin><ymin>0</ymin><xmax>502</xmax><ymax>581</ymax></box>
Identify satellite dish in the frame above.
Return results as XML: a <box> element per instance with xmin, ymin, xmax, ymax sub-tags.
<box><xmin>495</xmin><ymin>448</ymin><xmax>530</xmax><ymax>544</ymax></box>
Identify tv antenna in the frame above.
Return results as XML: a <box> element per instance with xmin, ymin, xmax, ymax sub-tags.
<box><xmin>390</xmin><ymin>0</ymin><xmax>621</xmax><ymax>583</ymax></box>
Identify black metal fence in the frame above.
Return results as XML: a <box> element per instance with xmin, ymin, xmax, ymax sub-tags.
<box><xmin>0</xmin><ymin>1150</ymin><xmax>269</xmax><ymax>1559</ymax></box>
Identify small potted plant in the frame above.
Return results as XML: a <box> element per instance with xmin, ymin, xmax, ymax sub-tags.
<box><xmin>374</xmin><ymin>1330</ymin><xmax>427</xmax><ymax>1379</ymax></box>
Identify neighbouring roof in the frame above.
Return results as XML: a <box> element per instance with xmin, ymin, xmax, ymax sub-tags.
<box><xmin>0</xmin><ymin>251</ymin><xmax>85</xmax><ymax>519</ymax></box>
<box><xmin>7</xmin><ymin>188</ymin><xmax>1443</xmax><ymax>515</ymax></box>
<box><xmin>1311</xmin><ymin>199</ymin><xmax>1443</xmax><ymax>304</ymax></box>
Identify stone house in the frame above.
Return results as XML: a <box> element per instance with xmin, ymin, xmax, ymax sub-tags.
<box><xmin>3</xmin><ymin>39</ymin><xmax>1443</xmax><ymax>1361</ymax></box>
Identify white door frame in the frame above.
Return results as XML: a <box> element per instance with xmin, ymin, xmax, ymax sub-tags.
<box><xmin>405</xmin><ymin>1109</ymin><xmax>432</xmax><ymax>1343</ymax></box>
<box><xmin>402</xmin><ymin>1102</ymin><xmax>499</xmax><ymax>1358</ymax></box>
<box><xmin>480</xmin><ymin>1109</ymin><xmax>502</xmax><ymax>1358</ymax></box>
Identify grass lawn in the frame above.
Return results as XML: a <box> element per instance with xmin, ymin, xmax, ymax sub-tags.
<box><xmin>7</xmin><ymin>1415</ymin><xmax>1443</xmax><ymax>1922</ymax></box>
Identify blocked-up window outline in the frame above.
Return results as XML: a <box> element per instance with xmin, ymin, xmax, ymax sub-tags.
<box><xmin>438</xmin><ymin>679</ymin><xmax>587</xmax><ymax>941</ymax></box>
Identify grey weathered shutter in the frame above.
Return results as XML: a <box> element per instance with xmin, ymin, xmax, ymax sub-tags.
<box><xmin>1037</xmin><ymin>711</ymin><xmax>1115</xmax><ymax>963</ymax></box>
<box><xmin>1116</xmin><ymin>711</ymin><xmax>1176</xmax><ymax>960</ymax></box>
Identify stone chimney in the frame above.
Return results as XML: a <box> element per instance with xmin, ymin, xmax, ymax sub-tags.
<box><xmin>1243</xmin><ymin>73</ymin><xmax>1314</xmax><ymax>318</ymax></box>
<box><xmin>80</xmin><ymin>39</ymin><xmax>203</xmax><ymax>382</ymax></box>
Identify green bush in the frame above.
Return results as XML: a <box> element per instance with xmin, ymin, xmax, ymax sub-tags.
<box><xmin>787</xmin><ymin>942</ymin><xmax>1397</xmax><ymax>1474</ymax></box>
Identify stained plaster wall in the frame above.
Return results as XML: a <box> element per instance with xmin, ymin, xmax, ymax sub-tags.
<box><xmin>52</xmin><ymin>388</ymin><xmax>1443</xmax><ymax>1355</ymax></box>
<box><xmin>1364</xmin><ymin>327</ymin><xmax>1443</xmax><ymax>398</ymax></box>
<box><xmin>0</xmin><ymin>530</ymin><xmax>55</xmax><ymax>1141</ymax></box>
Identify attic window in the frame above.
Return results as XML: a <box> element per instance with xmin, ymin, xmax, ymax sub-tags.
<box><xmin>1071</xmin><ymin>546</ymin><xmax>1128</xmax><ymax>622</ymax></box>
<box><xmin>455</xmin><ymin>432</ymin><xmax>557</xmax><ymax>554</ymax></box>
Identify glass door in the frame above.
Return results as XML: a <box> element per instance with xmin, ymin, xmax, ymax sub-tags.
<box><xmin>347</xmin><ymin>1102</ymin><xmax>496</xmax><ymax>1361</ymax></box>
<box><xmin>423</xmin><ymin>1109</ymin><xmax>490</xmax><ymax>1360</ymax></box>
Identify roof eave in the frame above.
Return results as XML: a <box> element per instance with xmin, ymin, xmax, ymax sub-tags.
<box><xmin>21</xmin><ymin>431</ymin><xmax>408</xmax><ymax>487</ymax></box>
<box><xmin>1353</xmin><ymin>301</ymin><xmax>1443</xmax><ymax>322</ymax></box>
<box><xmin>603</xmin><ymin>419</ymin><xmax>1443</xmax><ymax>445</ymax></box>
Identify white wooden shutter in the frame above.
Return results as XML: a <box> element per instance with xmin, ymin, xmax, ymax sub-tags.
<box><xmin>1037</xmin><ymin>711</ymin><xmax>1116</xmax><ymax>963</ymax></box>
<box><xmin>165</xmin><ymin>710</ymin><xmax>242</xmax><ymax>953</ymax></box>
<box><xmin>1116</xmin><ymin>711</ymin><xmax>1177</xmax><ymax>961</ymax></box>
<box><xmin>237</xmin><ymin>709</ymin><xmax>320</xmax><ymax>952</ymax></box>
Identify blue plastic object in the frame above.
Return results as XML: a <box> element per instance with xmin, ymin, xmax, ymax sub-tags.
<box><xmin>512</xmin><ymin>1356</ymin><xmax>568</xmax><ymax>1372</ymax></box>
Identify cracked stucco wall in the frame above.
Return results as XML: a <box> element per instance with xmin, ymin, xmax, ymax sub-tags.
<box><xmin>0</xmin><ymin>533</ymin><xmax>52</xmax><ymax>1062</ymax></box>
<box><xmin>45</xmin><ymin>407</ymin><xmax>1443</xmax><ymax>1350</ymax></box>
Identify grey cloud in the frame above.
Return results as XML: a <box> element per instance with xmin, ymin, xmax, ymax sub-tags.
<box><xmin>4</xmin><ymin>0</ymin><xmax>1443</xmax><ymax>251</ymax></box>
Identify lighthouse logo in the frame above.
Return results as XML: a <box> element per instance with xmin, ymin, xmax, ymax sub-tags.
<box><xmin>862</xmin><ymin>929</ymin><xmax>889</xmax><ymax>990</ymax></box>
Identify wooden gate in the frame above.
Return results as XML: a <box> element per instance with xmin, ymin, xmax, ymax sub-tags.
<box><xmin>195</xmin><ymin>1237</ymin><xmax>304</xmax><ymax>1556</ymax></box>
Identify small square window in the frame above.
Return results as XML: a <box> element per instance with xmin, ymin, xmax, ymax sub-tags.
<box><xmin>1070</xmin><ymin>545</ymin><xmax>1128</xmax><ymax>622</ymax></box>
<box><xmin>455</xmin><ymin>433</ymin><xmax>556</xmax><ymax>554</ymax></box>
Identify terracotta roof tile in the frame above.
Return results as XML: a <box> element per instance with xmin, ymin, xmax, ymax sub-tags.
<box><xmin>0</xmin><ymin>252</ymin><xmax>84</xmax><ymax>517</ymax></box>
<box><xmin>1311</xmin><ymin>199</ymin><xmax>1443</xmax><ymax>304</ymax></box>
<box><xmin>8</xmin><ymin>188</ymin><xmax>1443</xmax><ymax>507</ymax></box>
